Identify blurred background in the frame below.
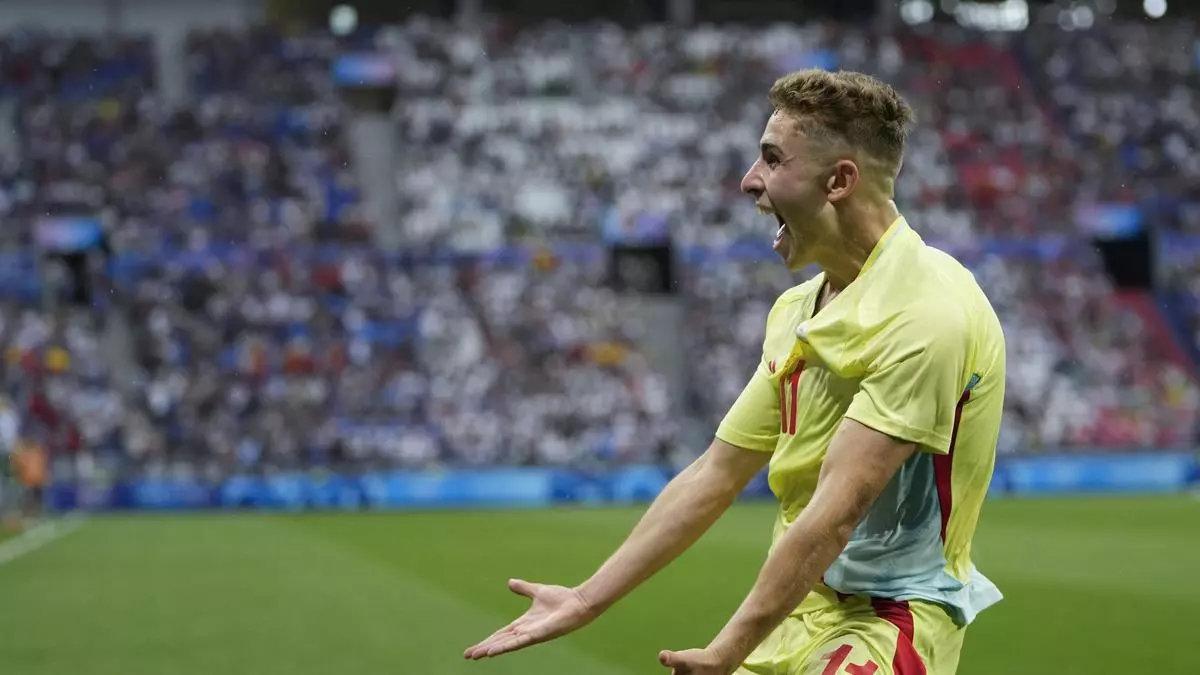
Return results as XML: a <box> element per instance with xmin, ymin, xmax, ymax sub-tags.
<box><xmin>0</xmin><ymin>0</ymin><xmax>1196</xmax><ymax>674</ymax></box>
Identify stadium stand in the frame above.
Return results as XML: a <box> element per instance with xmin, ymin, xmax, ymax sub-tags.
<box><xmin>0</xmin><ymin>18</ymin><xmax>1197</xmax><ymax>492</ymax></box>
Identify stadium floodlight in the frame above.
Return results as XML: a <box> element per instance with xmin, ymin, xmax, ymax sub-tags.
<box><xmin>330</xmin><ymin>4</ymin><xmax>359</xmax><ymax>36</ymax></box>
<box><xmin>900</xmin><ymin>0</ymin><xmax>936</xmax><ymax>25</ymax></box>
<box><xmin>951</xmin><ymin>0</ymin><xmax>1029</xmax><ymax>32</ymax></box>
<box><xmin>1144</xmin><ymin>0</ymin><xmax>1167</xmax><ymax>18</ymax></box>
<box><xmin>1072</xmin><ymin>5</ymin><xmax>1094</xmax><ymax>29</ymax></box>
<box><xmin>1058</xmin><ymin>4</ymin><xmax>1094</xmax><ymax>31</ymax></box>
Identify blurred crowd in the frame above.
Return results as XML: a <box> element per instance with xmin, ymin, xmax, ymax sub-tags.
<box><xmin>123</xmin><ymin>247</ymin><xmax>672</xmax><ymax>474</ymax></box>
<box><xmin>1020</xmin><ymin>21</ymin><xmax>1200</xmax><ymax>234</ymax></box>
<box><xmin>2</xmin><ymin>248</ymin><xmax>675</xmax><ymax>485</ymax></box>
<box><xmin>0</xmin><ymin>30</ymin><xmax>364</xmax><ymax>255</ymax></box>
<box><xmin>385</xmin><ymin>18</ymin><xmax>1087</xmax><ymax>250</ymax></box>
<box><xmin>1160</xmin><ymin>245</ymin><xmax>1200</xmax><ymax>371</ymax></box>
<box><xmin>0</xmin><ymin>17</ymin><xmax>1198</xmax><ymax>487</ymax></box>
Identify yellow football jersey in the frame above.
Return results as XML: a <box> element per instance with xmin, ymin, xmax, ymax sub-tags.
<box><xmin>716</xmin><ymin>216</ymin><xmax>1005</xmax><ymax>625</ymax></box>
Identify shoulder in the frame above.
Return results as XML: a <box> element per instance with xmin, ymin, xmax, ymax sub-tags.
<box><xmin>895</xmin><ymin>301</ymin><xmax>971</xmax><ymax>354</ymax></box>
<box><xmin>909</xmin><ymin>244</ymin><xmax>1002</xmax><ymax>342</ymax></box>
<box><xmin>875</xmin><ymin>240</ymin><xmax>980</xmax><ymax>336</ymax></box>
<box><xmin>869</xmin><ymin>272</ymin><xmax>972</xmax><ymax>352</ymax></box>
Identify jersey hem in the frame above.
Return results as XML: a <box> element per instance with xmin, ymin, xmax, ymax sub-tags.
<box><xmin>843</xmin><ymin>410</ymin><xmax>952</xmax><ymax>455</ymax></box>
<box><xmin>714</xmin><ymin>428</ymin><xmax>776</xmax><ymax>453</ymax></box>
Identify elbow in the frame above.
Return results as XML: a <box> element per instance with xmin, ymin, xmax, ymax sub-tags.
<box><xmin>831</xmin><ymin>520</ymin><xmax>858</xmax><ymax>550</ymax></box>
<box><xmin>704</xmin><ymin>465</ymin><xmax>752</xmax><ymax>506</ymax></box>
<box><xmin>677</xmin><ymin>464</ymin><xmax>743</xmax><ymax>510</ymax></box>
<box><xmin>829</xmin><ymin>498</ymin><xmax>873</xmax><ymax>550</ymax></box>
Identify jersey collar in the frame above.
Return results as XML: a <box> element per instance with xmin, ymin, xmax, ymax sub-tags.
<box><xmin>856</xmin><ymin>215</ymin><xmax>909</xmax><ymax>279</ymax></box>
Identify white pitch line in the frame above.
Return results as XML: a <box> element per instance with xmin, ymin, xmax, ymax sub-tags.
<box><xmin>0</xmin><ymin>514</ymin><xmax>87</xmax><ymax>567</ymax></box>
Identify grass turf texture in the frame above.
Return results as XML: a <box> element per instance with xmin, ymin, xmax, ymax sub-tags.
<box><xmin>0</xmin><ymin>496</ymin><xmax>1194</xmax><ymax>675</ymax></box>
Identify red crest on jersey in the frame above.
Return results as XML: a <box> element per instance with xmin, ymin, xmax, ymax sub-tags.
<box><xmin>768</xmin><ymin>359</ymin><xmax>777</xmax><ymax>374</ymax></box>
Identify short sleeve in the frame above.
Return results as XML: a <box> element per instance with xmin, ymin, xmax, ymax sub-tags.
<box><xmin>844</xmin><ymin>307</ymin><xmax>969</xmax><ymax>454</ymax></box>
<box><xmin>715</xmin><ymin>358</ymin><xmax>780</xmax><ymax>453</ymax></box>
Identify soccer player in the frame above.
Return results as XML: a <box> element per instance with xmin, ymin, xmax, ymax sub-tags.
<box><xmin>464</xmin><ymin>69</ymin><xmax>1005</xmax><ymax>675</ymax></box>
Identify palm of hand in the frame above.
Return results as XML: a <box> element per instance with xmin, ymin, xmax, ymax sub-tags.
<box><xmin>463</xmin><ymin>579</ymin><xmax>594</xmax><ymax>660</ymax></box>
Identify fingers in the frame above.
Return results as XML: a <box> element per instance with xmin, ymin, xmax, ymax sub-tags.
<box><xmin>485</xmin><ymin>632</ymin><xmax>534</xmax><ymax>657</ymax></box>
<box><xmin>464</xmin><ymin>629</ymin><xmax>535</xmax><ymax>659</ymax></box>
<box><xmin>508</xmin><ymin>578</ymin><xmax>537</xmax><ymax>598</ymax></box>
<box><xmin>659</xmin><ymin>650</ymin><xmax>676</xmax><ymax>667</ymax></box>
<box><xmin>463</xmin><ymin>579</ymin><xmax>542</xmax><ymax>660</ymax></box>
<box><xmin>464</xmin><ymin>617</ymin><xmax>548</xmax><ymax>660</ymax></box>
<box><xmin>464</xmin><ymin>614</ymin><xmax>559</xmax><ymax>660</ymax></box>
<box><xmin>462</xmin><ymin>620</ymin><xmax>521</xmax><ymax>659</ymax></box>
<box><xmin>463</xmin><ymin>629</ymin><xmax>515</xmax><ymax>659</ymax></box>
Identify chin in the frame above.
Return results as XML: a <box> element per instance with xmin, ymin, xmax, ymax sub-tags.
<box><xmin>774</xmin><ymin>227</ymin><xmax>811</xmax><ymax>271</ymax></box>
<box><xmin>778</xmin><ymin>244</ymin><xmax>810</xmax><ymax>272</ymax></box>
<box><xmin>773</xmin><ymin>250</ymin><xmax>805</xmax><ymax>272</ymax></box>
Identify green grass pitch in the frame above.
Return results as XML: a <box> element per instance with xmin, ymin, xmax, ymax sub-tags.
<box><xmin>0</xmin><ymin>496</ymin><xmax>1196</xmax><ymax>674</ymax></box>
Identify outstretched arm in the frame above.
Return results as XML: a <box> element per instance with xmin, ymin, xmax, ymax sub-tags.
<box><xmin>464</xmin><ymin>437</ymin><xmax>769</xmax><ymax>660</ymax></box>
<box><xmin>659</xmin><ymin>419</ymin><xmax>915</xmax><ymax>674</ymax></box>
<box><xmin>575</xmin><ymin>437</ymin><xmax>770</xmax><ymax>614</ymax></box>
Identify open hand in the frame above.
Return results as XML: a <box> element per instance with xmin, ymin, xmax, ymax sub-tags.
<box><xmin>658</xmin><ymin>647</ymin><xmax>736</xmax><ymax>675</ymax></box>
<box><xmin>463</xmin><ymin>579</ymin><xmax>596</xmax><ymax>660</ymax></box>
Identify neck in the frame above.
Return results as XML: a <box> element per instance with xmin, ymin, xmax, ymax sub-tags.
<box><xmin>814</xmin><ymin>199</ymin><xmax>900</xmax><ymax>291</ymax></box>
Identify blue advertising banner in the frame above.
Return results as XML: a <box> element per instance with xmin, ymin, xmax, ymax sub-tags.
<box><xmin>46</xmin><ymin>453</ymin><xmax>1198</xmax><ymax>512</ymax></box>
<box><xmin>1074</xmin><ymin>202</ymin><xmax>1144</xmax><ymax>239</ymax></box>
<box><xmin>34</xmin><ymin>215</ymin><xmax>104</xmax><ymax>252</ymax></box>
<box><xmin>331</xmin><ymin>53</ymin><xmax>395</xmax><ymax>87</ymax></box>
<box><xmin>996</xmin><ymin>452</ymin><xmax>1197</xmax><ymax>495</ymax></box>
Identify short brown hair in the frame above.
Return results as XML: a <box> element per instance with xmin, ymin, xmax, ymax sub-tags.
<box><xmin>768</xmin><ymin>69</ymin><xmax>915</xmax><ymax>175</ymax></box>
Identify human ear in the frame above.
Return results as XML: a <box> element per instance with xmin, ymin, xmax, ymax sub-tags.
<box><xmin>826</xmin><ymin>160</ymin><xmax>859</xmax><ymax>201</ymax></box>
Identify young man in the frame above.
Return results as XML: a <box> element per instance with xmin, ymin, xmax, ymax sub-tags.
<box><xmin>464</xmin><ymin>69</ymin><xmax>1005</xmax><ymax>675</ymax></box>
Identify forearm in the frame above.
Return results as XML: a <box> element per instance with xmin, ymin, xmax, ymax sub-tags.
<box><xmin>707</xmin><ymin>500</ymin><xmax>854</xmax><ymax>665</ymax></box>
<box><xmin>575</xmin><ymin>457</ymin><xmax>741</xmax><ymax>614</ymax></box>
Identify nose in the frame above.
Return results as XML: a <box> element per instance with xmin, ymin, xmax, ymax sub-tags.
<box><xmin>741</xmin><ymin>158</ymin><xmax>764</xmax><ymax>199</ymax></box>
